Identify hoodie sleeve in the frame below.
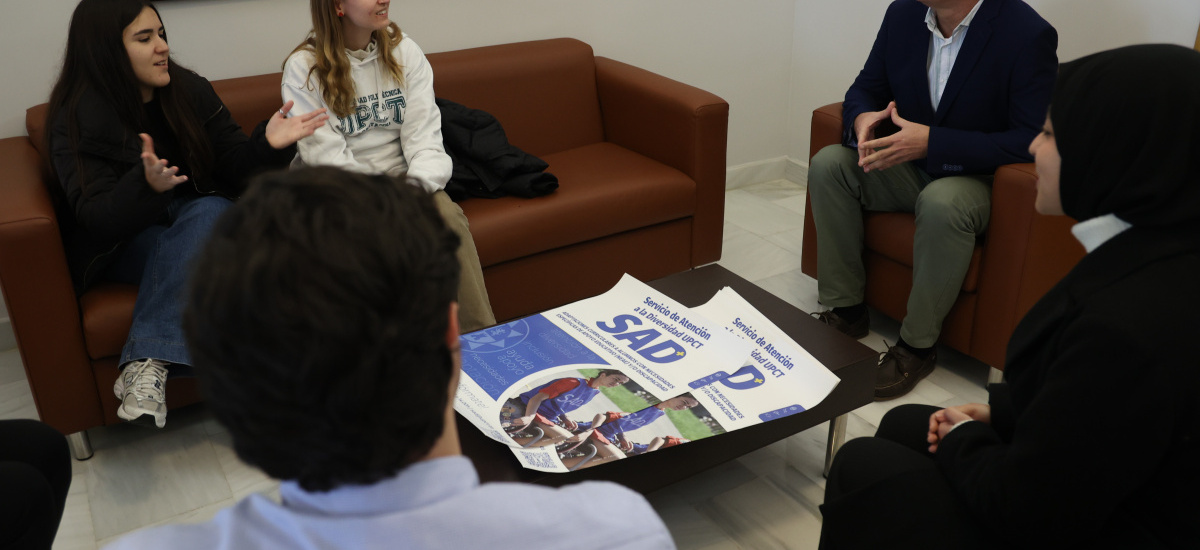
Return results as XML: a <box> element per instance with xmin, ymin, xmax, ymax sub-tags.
<box><xmin>395</xmin><ymin>36</ymin><xmax>452</xmax><ymax>193</ymax></box>
<box><xmin>281</xmin><ymin>50</ymin><xmax>372</xmax><ymax>173</ymax></box>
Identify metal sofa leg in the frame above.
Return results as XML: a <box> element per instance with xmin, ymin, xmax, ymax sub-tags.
<box><xmin>68</xmin><ymin>431</ymin><xmax>94</xmax><ymax>461</ymax></box>
<box><xmin>987</xmin><ymin>367</ymin><xmax>1004</xmax><ymax>385</ymax></box>
<box><xmin>823</xmin><ymin>414</ymin><xmax>848</xmax><ymax>478</ymax></box>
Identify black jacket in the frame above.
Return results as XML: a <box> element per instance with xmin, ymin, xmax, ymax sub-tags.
<box><xmin>436</xmin><ymin>98</ymin><xmax>557</xmax><ymax>201</ymax></box>
<box><xmin>937</xmin><ymin>227</ymin><xmax>1200</xmax><ymax>549</ymax></box>
<box><xmin>49</xmin><ymin>69</ymin><xmax>294</xmax><ymax>293</ymax></box>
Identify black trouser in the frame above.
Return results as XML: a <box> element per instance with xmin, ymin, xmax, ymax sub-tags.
<box><xmin>819</xmin><ymin>404</ymin><xmax>1000</xmax><ymax>550</ymax></box>
<box><xmin>0</xmin><ymin>419</ymin><xmax>72</xmax><ymax>550</ymax></box>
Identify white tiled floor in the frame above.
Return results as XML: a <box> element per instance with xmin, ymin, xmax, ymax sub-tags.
<box><xmin>0</xmin><ymin>179</ymin><xmax>995</xmax><ymax>550</ymax></box>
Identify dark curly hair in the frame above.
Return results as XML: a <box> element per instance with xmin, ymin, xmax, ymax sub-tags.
<box><xmin>184</xmin><ymin>166</ymin><xmax>461</xmax><ymax>492</ymax></box>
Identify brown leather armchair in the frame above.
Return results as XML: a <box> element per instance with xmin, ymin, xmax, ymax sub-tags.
<box><xmin>800</xmin><ymin>102</ymin><xmax>1084</xmax><ymax>374</ymax></box>
<box><xmin>0</xmin><ymin>38</ymin><xmax>727</xmax><ymax>459</ymax></box>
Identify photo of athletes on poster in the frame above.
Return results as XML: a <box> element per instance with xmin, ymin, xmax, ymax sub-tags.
<box><xmin>499</xmin><ymin>368</ymin><xmax>727</xmax><ymax>471</ymax></box>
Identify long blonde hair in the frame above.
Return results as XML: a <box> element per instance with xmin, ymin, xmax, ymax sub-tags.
<box><xmin>288</xmin><ymin>0</ymin><xmax>406</xmax><ymax>119</ymax></box>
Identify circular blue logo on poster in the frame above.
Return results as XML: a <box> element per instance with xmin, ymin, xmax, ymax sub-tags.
<box><xmin>461</xmin><ymin>319</ymin><xmax>530</xmax><ymax>353</ymax></box>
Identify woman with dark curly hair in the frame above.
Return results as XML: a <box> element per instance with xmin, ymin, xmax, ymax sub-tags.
<box><xmin>820</xmin><ymin>43</ymin><xmax>1200</xmax><ymax>550</ymax></box>
<box><xmin>46</xmin><ymin>0</ymin><xmax>326</xmax><ymax>428</ymax></box>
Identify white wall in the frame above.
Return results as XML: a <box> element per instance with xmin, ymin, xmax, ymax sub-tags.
<box><xmin>5</xmin><ymin>0</ymin><xmax>1197</xmax><ymax>171</ymax></box>
<box><xmin>788</xmin><ymin>0</ymin><xmax>1200</xmax><ymax>162</ymax></box>
<box><xmin>0</xmin><ymin>0</ymin><xmax>796</xmax><ymax>168</ymax></box>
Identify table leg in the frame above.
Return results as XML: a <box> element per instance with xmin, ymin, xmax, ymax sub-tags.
<box><xmin>823</xmin><ymin>414</ymin><xmax>848</xmax><ymax>478</ymax></box>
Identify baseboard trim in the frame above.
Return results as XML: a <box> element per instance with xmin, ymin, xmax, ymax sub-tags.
<box><xmin>725</xmin><ymin>156</ymin><xmax>786</xmax><ymax>190</ymax></box>
<box><xmin>726</xmin><ymin>156</ymin><xmax>809</xmax><ymax>190</ymax></box>
<box><xmin>785</xmin><ymin>158</ymin><xmax>809</xmax><ymax>189</ymax></box>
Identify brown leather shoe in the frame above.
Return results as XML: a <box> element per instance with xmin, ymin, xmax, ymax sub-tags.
<box><xmin>874</xmin><ymin>344</ymin><xmax>936</xmax><ymax>400</ymax></box>
<box><xmin>812</xmin><ymin>309</ymin><xmax>869</xmax><ymax>339</ymax></box>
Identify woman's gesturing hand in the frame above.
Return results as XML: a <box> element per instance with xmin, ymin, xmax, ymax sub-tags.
<box><xmin>266</xmin><ymin>101</ymin><xmax>329</xmax><ymax>150</ymax></box>
<box><xmin>140</xmin><ymin>133</ymin><xmax>188</xmax><ymax>193</ymax></box>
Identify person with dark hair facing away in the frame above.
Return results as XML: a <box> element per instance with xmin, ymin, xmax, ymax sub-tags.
<box><xmin>0</xmin><ymin>420</ymin><xmax>72</xmax><ymax>550</ymax></box>
<box><xmin>807</xmin><ymin>0</ymin><xmax>1057</xmax><ymax>399</ymax></box>
<box><xmin>818</xmin><ymin>44</ymin><xmax>1200</xmax><ymax>549</ymax></box>
<box><xmin>45</xmin><ymin>0</ymin><xmax>327</xmax><ymax>428</ymax></box>
<box><xmin>103</xmin><ymin>166</ymin><xmax>674</xmax><ymax>549</ymax></box>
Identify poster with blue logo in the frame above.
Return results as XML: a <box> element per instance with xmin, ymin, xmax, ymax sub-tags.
<box><xmin>453</xmin><ymin>274</ymin><xmax>838</xmax><ymax>473</ymax></box>
<box><xmin>688</xmin><ymin>288</ymin><xmax>840</xmax><ymax>431</ymax></box>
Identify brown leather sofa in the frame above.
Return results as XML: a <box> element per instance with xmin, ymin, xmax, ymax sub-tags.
<box><xmin>800</xmin><ymin>102</ymin><xmax>1083</xmax><ymax>371</ymax></box>
<box><xmin>0</xmin><ymin>38</ymin><xmax>728</xmax><ymax>457</ymax></box>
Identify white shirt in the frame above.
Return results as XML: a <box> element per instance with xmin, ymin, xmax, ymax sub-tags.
<box><xmin>926</xmin><ymin>0</ymin><xmax>984</xmax><ymax>111</ymax></box>
<box><xmin>1071</xmin><ymin>213</ymin><xmax>1133</xmax><ymax>253</ymax></box>
<box><xmin>104</xmin><ymin>456</ymin><xmax>675</xmax><ymax>550</ymax></box>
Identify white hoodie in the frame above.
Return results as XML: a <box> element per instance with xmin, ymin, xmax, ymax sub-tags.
<box><xmin>282</xmin><ymin>33</ymin><xmax>451</xmax><ymax>193</ymax></box>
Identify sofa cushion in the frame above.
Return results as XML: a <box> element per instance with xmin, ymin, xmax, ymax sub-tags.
<box><xmin>429</xmin><ymin>38</ymin><xmax>605</xmax><ymax>158</ymax></box>
<box><xmin>863</xmin><ymin>212</ymin><xmax>983</xmax><ymax>293</ymax></box>
<box><xmin>211</xmin><ymin>73</ymin><xmax>289</xmax><ymax>138</ymax></box>
<box><xmin>463</xmin><ymin>142</ymin><xmax>695</xmax><ymax>267</ymax></box>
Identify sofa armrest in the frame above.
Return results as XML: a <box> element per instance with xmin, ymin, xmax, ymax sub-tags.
<box><xmin>811</xmin><ymin>102</ymin><xmax>845</xmax><ymax>159</ymax></box>
<box><xmin>972</xmin><ymin>163</ymin><xmax>1084</xmax><ymax>367</ymax></box>
<box><xmin>0</xmin><ymin>136</ymin><xmax>104</xmax><ymax>434</ymax></box>
<box><xmin>594</xmin><ymin>57</ymin><xmax>729</xmax><ymax>266</ymax></box>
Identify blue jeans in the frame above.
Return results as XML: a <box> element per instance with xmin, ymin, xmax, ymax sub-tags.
<box><xmin>105</xmin><ymin>195</ymin><xmax>232</xmax><ymax>373</ymax></box>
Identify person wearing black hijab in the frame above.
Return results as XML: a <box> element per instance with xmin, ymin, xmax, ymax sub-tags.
<box><xmin>817</xmin><ymin>43</ymin><xmax>1200</xmax><ymax>550</ymax></box>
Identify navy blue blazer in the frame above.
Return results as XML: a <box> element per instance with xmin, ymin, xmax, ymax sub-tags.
<box><xmin>842</xmin><ymin>0</ymin><xmax>1057</xmax><ymax>177</ymax></box>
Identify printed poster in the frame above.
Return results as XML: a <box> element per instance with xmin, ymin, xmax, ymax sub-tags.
<box><xmin>454</xmin><ymin>274</ymin><xmax>839</xmax><ymax>472</ymax></box>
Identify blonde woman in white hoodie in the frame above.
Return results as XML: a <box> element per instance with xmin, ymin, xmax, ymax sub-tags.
<box><xmin>283</xmin><ymin>0</ymin><xmax>495</xmax><ymax>332</ymax></box>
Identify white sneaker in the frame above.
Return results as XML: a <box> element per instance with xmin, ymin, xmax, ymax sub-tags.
<box><xmin>113</xmin><ymin>359</ymin><xmax>169</xmax><ymax>428</ymax></box>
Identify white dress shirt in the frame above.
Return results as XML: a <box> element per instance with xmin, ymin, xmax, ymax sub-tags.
<box><xmin>926</xmin><ymin>0</ymin><xmax>985</xmax><ymax>110</ymax></box>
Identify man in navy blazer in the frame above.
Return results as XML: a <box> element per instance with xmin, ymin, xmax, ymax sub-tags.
<box><xmin>808</xmin><ymin>0</ymin><xmax>1057</xmax><ymax>399</ymax></box>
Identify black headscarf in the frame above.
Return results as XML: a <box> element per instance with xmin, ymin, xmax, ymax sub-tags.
<box><xmin>1051</xmin><ymin>44</ymin><xmax>1200</xmax><ymax>227</ymax></box>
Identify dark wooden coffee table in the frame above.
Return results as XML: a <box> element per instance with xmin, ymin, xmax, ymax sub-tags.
<box><xmin>458</xmin><ymin>264</ymin><xmax>878</xmax><ymax>493</ymax></box>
